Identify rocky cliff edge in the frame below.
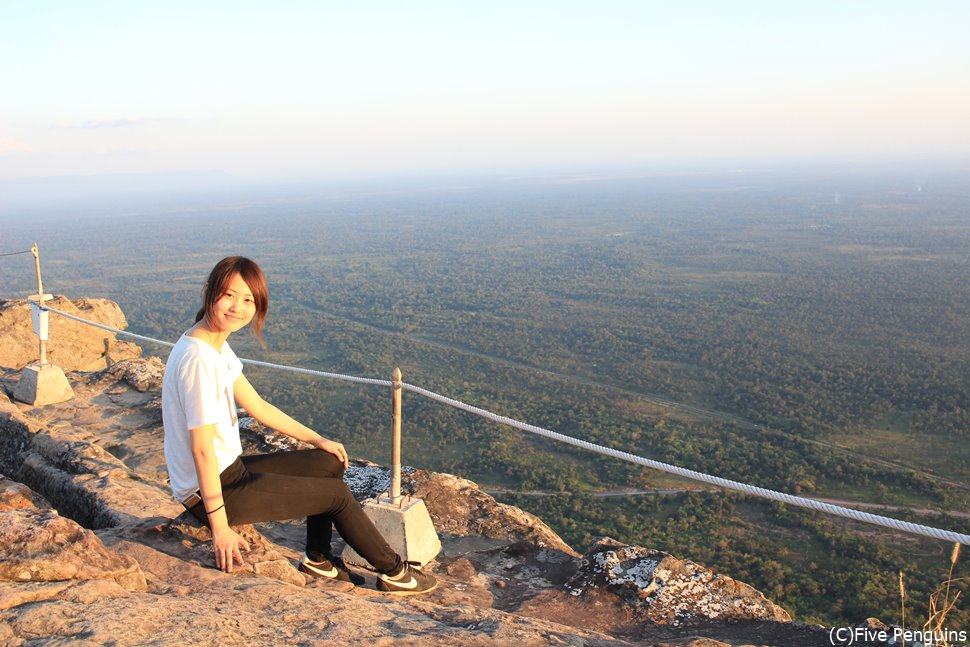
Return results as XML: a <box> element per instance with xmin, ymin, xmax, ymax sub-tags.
<box><xmin>0</xmin><ymin>296</ymin><xmax>831</xmax><ymax>646</ymax></box>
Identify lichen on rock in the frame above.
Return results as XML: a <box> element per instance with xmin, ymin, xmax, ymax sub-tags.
<box><xmin>567</xmin><ymin>538</ymin><xmax>792</xmax><ymax>626</ymax></box>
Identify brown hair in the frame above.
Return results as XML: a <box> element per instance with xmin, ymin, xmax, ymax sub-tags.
<box><xmin>195</xmin><ymin>256</ymin><xmax>269</xmax><ymax>347</ymax></box>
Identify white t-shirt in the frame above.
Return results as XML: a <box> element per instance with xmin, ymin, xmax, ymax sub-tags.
<box><xmin>162</xmin><ymin>334</ymin><xmax>244</xmax><ymax>501</ymax></box>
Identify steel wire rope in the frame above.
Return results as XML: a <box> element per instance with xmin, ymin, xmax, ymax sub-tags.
<box><xmin>403</xmin><ymin>382</ymin><xmax>970</xmax><ymax>545</ymax></box>
<box><xmin>38</xmin><ymin>304</ymin><xmax>970</xmax><ymax>545</ymax></box>
<box><xmin>0</xmin><ymin>248</ymin><xmax>35</xmax><ymax>257</ymax></box>
<box><xmin>40</xmin><ymin>305</ymin><xmax>389</xmax><ymax>385</ymax></box>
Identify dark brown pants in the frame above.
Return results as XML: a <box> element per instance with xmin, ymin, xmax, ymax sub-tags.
<box><xmin>190</xmin><ymin>449</ymin><xmax>401</xmax><ymax>573</ymax></box>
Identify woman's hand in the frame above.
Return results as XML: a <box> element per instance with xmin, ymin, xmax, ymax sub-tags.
<box><xmin>211</xmin><ymin>525</ymin><xmax>251</xmax><ymax>573</ymax></box>
<box><xmin>235</xmin><ymin>375</ymin><xmax>351</xmax><ymax>462</ymax></box>
<box><xmin>317</xmin><ymin>438</ymin><xmax>349</xmax><ymax>468</ymax></box>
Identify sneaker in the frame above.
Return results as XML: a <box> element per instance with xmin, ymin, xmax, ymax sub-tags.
<box><xmin>376</xmin><ymin>562</ymin><xmax>438</xmax><ymax>595</ymax></box>
<box><xmin>299</xmin><ymin>552</ymin><xmax>365</xmax><ymax>586</ymax></box>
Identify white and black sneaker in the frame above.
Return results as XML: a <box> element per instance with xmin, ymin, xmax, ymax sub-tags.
<box><xmin>299</xmin><ymin>552</ymin><xmax>365</xmax><ymax>586</ymax></box>
<box><xmin>376</xmin><ymin>562</ymin><xmax>438</xmax><ymax>595</ymax></box>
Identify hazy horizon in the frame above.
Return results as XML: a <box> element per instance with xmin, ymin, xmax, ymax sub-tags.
<box><xmin>2</xmin><ymin>157</ymin><xmax>965</xmax><ymax>227</ymax></box>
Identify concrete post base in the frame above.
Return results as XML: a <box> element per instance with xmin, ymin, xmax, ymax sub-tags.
<box><xmin>13</xmin><ymin>363</ymin><xmax>74</xmax><ymax>406</ymax></box>
<box><xmin>342</xmin><ymin>496</ymin><xmax>442</xmax><ymax>568</ymax></box>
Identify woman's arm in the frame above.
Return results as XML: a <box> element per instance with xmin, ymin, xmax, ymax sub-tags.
<box><xmin>233</xmin><ymin>373</ymin><xmax>348</xmax><ymax>467</ymax></box>
<box><xmin>190</xmin><ymin>423</ymin><xmax>250</xmax><ymax>572</ymax></box>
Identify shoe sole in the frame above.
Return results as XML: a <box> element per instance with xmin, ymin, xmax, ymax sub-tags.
<box><xmin>377</xmin><ymin>581</ymin><xmax>438</xmax><ymax>596</ymax></box>
<box><xmin>377</xmin><ymin>584</ymin><xmax>438</xmax><ymax>597</ymax></box>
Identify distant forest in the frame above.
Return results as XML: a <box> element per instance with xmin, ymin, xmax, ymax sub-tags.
<box><xmin>3</xmin><ymin>166</ymin><xmax>967</xmax><ymax>626</ymax></box>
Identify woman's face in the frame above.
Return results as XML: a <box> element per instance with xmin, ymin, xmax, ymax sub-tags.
<box><xmin>208</xmin><ymin>272</ymin><xmax>256</xmax><ymax>335</ymax></box>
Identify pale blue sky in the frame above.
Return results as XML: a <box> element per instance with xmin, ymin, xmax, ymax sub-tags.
<box><xmin>2</xmin><ymin>1</ymin><xmax>968</xmax><ymax>180</ymax></box>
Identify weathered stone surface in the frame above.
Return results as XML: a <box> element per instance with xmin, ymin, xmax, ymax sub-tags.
<box><xmin>10</xmin><ymin>361</ymin><xmax>172</xmax><ymax>484</ymax></box>
<box><xmin>0</xmin><ymin>574</ymin><xmax>629</xmax><ymax>647</ymax></box>
<box><xmin>114</xmin><ymin>355</ymin><xmax>165</xmax><ymax>392</ymax></box>
<box><xmin>0</xmin><ymin>579</ymin><xmax>131</xmax><ymax>612</ymax></box>
<box><xmin>98</xmin><ymin>514</ymin><xmax>306</xmax><ymax>588</ymax></box>
<box><xmin>0</xmin><ymin>396</ymin><xmax>37</xmax><ymax>478</ymax></box>
<box><xmin>405</xmin><ymin>469</ymin><xmax>579</xmax><ymax>557</ymax></box>
<box><xmin>0</xmin><ymin>581</ymin><xmax>76</xmax><ymax>611</ymax></box>
<box><xmin>445</xmin><ymin>539</ymin><xmax>580</xmax><ymax>614</ymax></box>
<box><xmin>240</xmin><ymin>414</ymin><xmax>304</xmax><ymax>454</ymax></box>
<box><xmin>14</xmin><ymin>431</ymin><xmax>181</xmax><ymax>529</ymax></box>
<box><xmin>1</xmin><ymin>495</ymin><xmax>628</xmax><ymax>646</ymax></box>
<box><xmin>0</xmin><ymin>366</ymin><xmax>181</xmax><ymax>527</ymax></box>
<box><xmin>0</xmin><ymin>296</ymin><xmax>141</xmax><ymax>371</ymax></box>
<box><xmin>342</xmin><ymin>460</ymin><xmax>395</xmax><ymax>498</ymax></box>
<box><xmin>0</xmin><ymin>507</ymin><xmax>146</xmax><ymax>591</ymax></box>
<box><xmin>0</xmin><ymin>474</ymin><xmax>51</xmax><ymax>511</ymax></box>
<box><xmin>565</xmin><ymin>538</ymin><xmax>792</xmax><ymax>626</ymax></box>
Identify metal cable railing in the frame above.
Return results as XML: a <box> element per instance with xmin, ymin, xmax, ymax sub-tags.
<box><xmin>0</xmin><ymin>248</ymin><xmax>36</xmax><ymax>258</ymax></box>
<box><xmin>33</xmin><ymin>303</ymin><xmax>970</xmax><ymax>546</ymax></box>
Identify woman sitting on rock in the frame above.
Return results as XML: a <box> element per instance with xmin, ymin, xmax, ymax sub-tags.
<box><xmin>161</xmin><ymin>255</ymin><xmax>436</xmax><ymax>594</ymax></box>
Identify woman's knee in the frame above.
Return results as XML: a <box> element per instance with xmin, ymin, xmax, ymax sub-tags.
<box><xmin>326</xmin><ymin>480</ymin><xmax>357</xmax><ymax>513</ymax></box>
<box><xmin>312</xmin><ymin>449</ymin><xmax>345</xmax><ymax>478</ymax></box>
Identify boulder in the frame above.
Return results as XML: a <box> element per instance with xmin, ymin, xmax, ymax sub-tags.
<box><xmin>405</xmin><ymin>469</ymin><xmax>579</xmax><ymax>557</ymax></box>
<box><xmin>114</xmin><ymin>355</ymin><xmax>165</xmax><ymax>392</ymax></box>
<box><xmin>0</xmin><ymin>296</ymin><xmax>141</xmax><ymax>371</ymax></box>
<box><xmin>565</xmin><ymin>538</ymin><xmax>792</xmax><ymax>626</ymax></box>
<box><xmin>0</xmin><ymin>475</ymin><xmax>52</xmax><ymax>511</ymax></box>
<box><xmin>0</xmin><ymin>506</ymin><xmax>146</xmax><ymax>591</ymax></box>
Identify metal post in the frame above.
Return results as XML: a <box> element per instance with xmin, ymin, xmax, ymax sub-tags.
<box><xmin>31</xmin><ymin>243</ymin><xmax>48</xmax><ymax>366</ymax></box>
<box><xmin>391</xmin><ymin>367</ymin><xmax>402</xmax><ymax>502</ymax></box>
<box><xmin>342</xmin><ymin>364</ymin><xmax>440</xmax><ymax>567</ymax></box>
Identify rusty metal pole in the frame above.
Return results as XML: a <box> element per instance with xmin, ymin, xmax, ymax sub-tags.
<box><xmin>31</xmin><ymin>243</ymin><xmax>48</xmax><ymax>366</ymax></box>
<box><xmin>391</xmin><ymin>367</ymin><xmax>402</xmax><ymax>502</ymax></box>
